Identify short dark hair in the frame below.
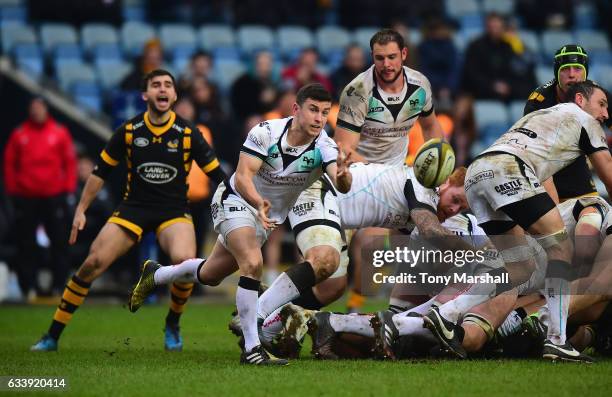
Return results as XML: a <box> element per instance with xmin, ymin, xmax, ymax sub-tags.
<box><xmin>369</xmin><ymin>29</ymin><xmax>405</xmax><ymax>51</ymax></box>
<box><xmin>566</xmin><ymin>80</ymin><xmax>605</xmax><ymax>103</ymax></box>
<box><xmin>141</xmin><ymin>69</ymin><xmax>176</xmax><ymax>92</ymax></box>
<box><xmin>296</xmin><ymin>83</ymin><xmax>331</xmax><ymax>105</ymax></box>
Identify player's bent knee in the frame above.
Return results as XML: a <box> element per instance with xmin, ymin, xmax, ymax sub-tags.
<box><xmin>462</xmin><ymin>313</ymin><xmax>495</xmax><ymax>352</ymax></box>
<box><xmin>77</xmin><ymin>252</ymin><xmax>108</xmax><ymax>281</ymax></box>
<box><xmin>306</xmin><ymin>247</ymin><xmax>340</xmax><ymax>277</ymax></box>
<box><xmin>237</xmin><ymin>259</ymin><xmax>263</xmax><ymax>279</ymax></box>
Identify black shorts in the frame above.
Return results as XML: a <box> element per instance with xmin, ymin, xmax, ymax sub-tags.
<box><xmin>107</xmin><ymin>202</ymin><xmax>193</xmax><ymax>240</ymax></box>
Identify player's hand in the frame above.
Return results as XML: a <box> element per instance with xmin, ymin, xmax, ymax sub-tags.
<box><xmin>69</xmin><ymin>209</ymin><xmax>86</xmax><ymax>245</ymax></box>
<box><xmin>336</xmin><ymin>144</ymin><xmax>353</xmax><ymax>178</ymax></box>
<box><xmin>257</xmin><ymin>200</ymin><xmax>277</xmax><ymax>231</ymax></box>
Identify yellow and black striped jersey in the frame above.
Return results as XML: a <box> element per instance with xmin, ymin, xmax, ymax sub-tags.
<box><xmin>95</xmin><ymin>111</ymin><xmax>223</xmax><ymax>208</ymax></box>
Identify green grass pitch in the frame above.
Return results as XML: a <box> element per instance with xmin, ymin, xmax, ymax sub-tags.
<box><xmin>1</xmin><ymin>303</ymin><xmax>611</xmax><ymax>396</ymax></box>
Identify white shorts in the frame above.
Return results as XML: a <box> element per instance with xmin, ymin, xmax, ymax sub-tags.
<box><xmin>465</xmin><ymin>153</ymin><xmax>547</xmax><ymax>225</ymax></box>
<box><xmin>211</xmin><ymin>182</ymin><xmax>270</xmax><ymax>248</ymax></box>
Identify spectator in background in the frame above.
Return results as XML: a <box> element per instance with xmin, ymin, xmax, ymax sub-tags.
<box><xmin>120</xmin><ymin>39</ymin><xmax>164</xmax><ymax>91</ymax></box>
<box><xmin>174</xmin><ymin>98</ymin><xmax>215</xmax><ymax>257</ymax></box>
<box><xmin>516</xmin><ymin>0</ymin><xmax>574</xmax><ymax>31</ymax></box>
<box><xmin>69</xmin><ymin>149</ymin><xmax>113</xmax><ymax>268</ymax></box>
<box><xmin>178</xmin><ymin>51</ymin><xmax>217</xmax><ymax>97</ymax></box>
<box><xmin>452</xmin><ymin>13</ymin><xmax>527</xmax><ymax>165</ymax></box>
<box><xmin>263</xmin><ymin>89</ymin><xmax>297</xmax><ymax>120</ymax></box>
<box><xmin>3</xmin><ymin>98</ymin><xmax>77</xmax><ymax>299</ymax></box>
<box><xmin>230</xmin><ymin>51</ymin><xmax>279</xmax><ymax>122</ymax></box>
<box><xmin>330</xmin><ymin>44</ymin><xmax>366</xmax><ymax>101</ymax></box>
<box><xmin>281</xmin><ymin>47</ymin><xmax>332</xmax><ymax>92</ymax></box>
<box><xmin>417</xmin><ymin>18</ymin><xmax>458</xmax><ymax>110</ymax></box>
<box><xmin>190</xmin><ymin>77</ymin><xmax>224</xmax><ymax>126</ymax></box>
<box><xmin>390</xmin><ymin>20</ymin><xmax>419</xmax><ymax>69</ymax></box>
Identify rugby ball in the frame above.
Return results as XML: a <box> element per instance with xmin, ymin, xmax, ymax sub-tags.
<box><xmin>413</xmin><ymin>138</ymin><xmax>455</xmax><ymax>188</ymax></box>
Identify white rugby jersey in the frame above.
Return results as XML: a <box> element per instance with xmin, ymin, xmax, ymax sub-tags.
<box><xmin>336</xmin><ymin>65</ymin><xmax>434</xmax><ymax>165</ymax></box>
<box><xmin>230</xmin><ymin>117</ymin><xmax>338</xmax><ymax>223</ymax></box>
<box><xmin>336</xmin><ymin>162</ymin><xmax>438</xmax><ymax>229</ymax></box>
<box><xmin>482</xmin><ymin>103</ymin><xmax>608</xmax><ymax>181</ymax></box>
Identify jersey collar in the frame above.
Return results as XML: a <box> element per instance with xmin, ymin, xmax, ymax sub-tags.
<box><xmin>144</xmin><ymin>111</ymin><xmax>176</xmax><ymax>136</ymax></box>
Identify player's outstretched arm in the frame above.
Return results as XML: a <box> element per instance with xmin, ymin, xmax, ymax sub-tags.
<box><xmin>325</xmin><ymin>145</ymin><xmax>353</xmax><ymax>193</ymax></box>
<box><xmin>334</xmin><ymin>127</ymin><xmax>367</xmax><ymax>163</ymax></box>
<box><xmin>410</xmin><ymin>208</ymin><xmax>476</xmax><ymax>252</ymax></box>
<box><xmin>589</xmin><ymin>149</ymin><xmax>612</xmax><ymax>198</ymax></box>
<box><xmin>234</xmin><ymin>152</ymin><xmax>276</xmax><ymax>230</ymax></box>
<box><xmin>69</xmin><ymin>174</ymin><xmax>105</xmax><ymax>245</ymax></box>
<box><xmin>418</xmin><ymin>111</ymin><xmax>444</xmax><ymax>141</ymax></box>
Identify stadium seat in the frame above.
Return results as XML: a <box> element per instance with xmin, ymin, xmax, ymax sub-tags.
<box><xmin>315</xmin><ymin>26</ymin><xmax>351</xmax><ymax>57</ymax></box>
<box><xmin>52</xmin><ymin>43</ymin><xmax>83</xmax><ymax>71</ymax></box>
<box><xmin>353</xmin><ymin>27</ymin><xmax>380</xmax><ymax>51</ymax></box>
<box><xmin>198</xmin><ymin>24</ymin><xmax>236</xmax><ymax>51</ymax></box>
<box><xmin>408</xmin><ymin>28</ymin><xmax>422</xmax><ymax>46</ymax></box>
<box><xmin>159</xmin><ymin>24</ymin><xmax>197</xmax><ymax>53</ymax></box>
<box><xmin>575</xmin><ymin>30</ymin><xmax>610</xmax><ymax>52</ymax></box>
<box><xmin>92</xmin><ymin>43</ymin><xmax>124</xmax><ymax>70</ymax></box>
<box><xmin>277</xmin><ymin>26</ymin><xmax>314</xmax><ymax>59</ymax></box>
<box><xmin>474</xmin><ymin>100</ymin><xmax>509</xmax><ymax>136</ymax></box>
<box><xmin>212</xmin><ymin>60</ymin><xmax>246</xmax><ymax>92</ymax></box>
<box><xmin>237</xmin><ymin>25</ymin><xmax>275</xmax><ymax>54</ymax></box>
<box><xmin>212</xmin><ymin>46</ymin><xmax>241</xmax><ymax>62</ymax></box>
<box><xmin>445</xmin><ymin>0</ymin><xmax>480</xmax><ymax>18</ymax></box>
<box><xmin>56</xmin><ymin>62</ymin><xmax>97</xmax><ymax>92</ymax></box>
<box><xmin>71</xmin><ymin>81</ymin><xmax>102</xmax><ymax>113</ymax></box>
<box><xmin>482</xmin><ymin>0</ymin><xmax>514</xmax><ymax>15</ymax></box>
<box><xmin>535</xmin><ymin>65</ymin><xmax>551</xmax><ymax>85</ymax></box>
<box><xmin>590</xmin><ymin>50</ymin><xmax>612</xmax><ymax>67</ymax></box>
<box><xmin>454</xmin><ymin>27</ymin><xmax>481</xmax><ymax>52</ymax></box>
<box><xmin>40</xmin><ymin>23</ymin><xmax>79</xmax><ymax>54</ymax></box>
<box><xmin>13</xmin><ymin>43</ymin><xmax>43</xmax><ymax>80</ymax></box>
<box><xmin>590</xmin><ymin>65</ymin><xmax>612</xmax><ymax>91</ymax></box>
<box><xmin>0</xmin><ymin>0</ymin><xmax>23</xmax><ymax>5</ymax></box>
<box><xmin>459</xmin><ymin>13</ymin><xmax>484</xmax><ymax>31</ymax></box>
<box><xmin>0</xmin><ymin>5</ymin><xmax>26</xmax><ymax>24</ymax></box>
<box><xmin>81</xmin><ymin>23</ymin><xmax>119</xmax><ymax>55</ymax></box>
<box><xmin>121</xmin><ymin>21</ymin><xmax>156</xmax><ymax>57</ymax></box>
<box><xmin>540</xmin><ymin>30</ymin><xmax>574</xmax><ymax>57</ymax></box>
<box><xmin>518</xmin><ymin>30</ymin><xmax>540</xmax><ymax>53</ymax></box>
<box><xmin>509</xmin><ymin>100</ymin><xmax>525</xmax><ymax>123</ymax></box>
<box><xmin>96</xmin><ymin>61</ymin><xmax>132</xmax><ymax>90</ymax></box>
<box><xmin>1</xmin><ymin>23</ymin><xmax>36</xmax><ymax>53</ymax></box>
<box><xmin>574</xmin><ymin>3</ymin><xmax>597</xmax><ymax>30</ymax></box>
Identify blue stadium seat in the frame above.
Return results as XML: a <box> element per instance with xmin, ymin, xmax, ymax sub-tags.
<box><xmin>454</xmin><ymin>27</ymin><xmax>481</xmax><ymax>52</ymax></box>
<box><xmin>445</xmin><ymin>0</ymin><xmax>480</xmax><ymax>18</ymax></box>
<box><xmin>198</xmin><ymin>24</ymin><xmax>235</xmax><ymax>51</ymax></box>
<box><xmin>590</xmin><ymin>65</ymin><xmax>612</xmax><ymax>91</ymax></box>
<box><xmin>40</xmin><ymin>23</ymin><xmax>79</xmax><ymax>54</ymax></box>
<box><xmin>212</xmin><ymin>46</ymin><xmax>241</xmax><ymax>61</ymax></box>
<box><xmin>518</xmin><ymin>30</ymin><xmax>540</xmax><ymax>53</ymax></box>
<box><xmin>315</xmin><ymin>26</ymin><xmax>351</xmax><ymax>57</ymax></box>
<box><xmin>575</xmin><ymin>30</ymin><xmax>610</xmax><ymax>52</ymax></box>
<box><xmin>277</xmin><ymin>26</ymin><xmax>314</xmax><ymax>59</ymax></box>
<box><xmin>92</xmin><ymin>43</ymin><xmax>124</xmax><ymax>71</ymax></box>
<box><xmin>0</xmin><ymin>5</ymin><xmax>26</xmax><ymax>24</ymax></box>
<box><xmin>13</xmin><ymin>43</ymin><xmax>43</xmax><ymax>80</ymax></box>
<box><xmin>590</xmin><ymin>50</ymin><xmax>612</xmax><ymax>67</ymax></box>
<box><xmin>170</xmin><ymin>45</ymin><xmax>196</xmax><ymax>74</ymax></box>
<box><xmin>121</xmin><ymin>21</ymin><xmax>156</xmax><ymax>57</ymax></box>
<box><xmin>212</xmin><ymin>59</ymin><xmax>246</xmax><ymax>92</ymax></box>
<box><xmin>71</xmin><ymin>81</ymin><xmax>102</xmax><ymax>113</ymax></box>
<box><xmin>53</xmin><ymin>43</ymin><xmax>84</xmax><ymax>70</ymax></box>
<box><xmin>96</xmin><ymin>61</ymin><xmax>132</xmax><ymax>90</ymax></box>
<box><xmin>111</xmin><ymin>90</ymin><xmax>146</xmax><ymax>128</ymax></box>
<box><xmin>540</xmin><ymin>30</ymin><xmax>574</xmax><ymax>57</ymax></box>
<box><xmin>353</xmin><ymin>27</ymin><xmax>380</xmax><ymax>51</ymax></box>
<box><xmin>459</xmin><ymin>13</ymin><xmax>483</xmax><ymax>31</ymax></box>
<box><xmin>237</xmin><ymin>25</ymin><xmax>274</xmax><ymax>55</ymax></box>
<box><xmin>81</xmin><ymin>23</ymin><xmax>119</xmax><ymax>55</ymax></box>
<box><xmin>535</xmin><ymin>65</ymin><xmax>551</xmax><ymax>85</ymax></box>
<box><xmin>0</xmin><ymin>0</ymin><xmax>24</xmax><ymax>5</ymax></box>
<box><xmin>482</xmin><ymin>0</ymin><xmax>514</xmax><ymax>15</ymax></box>
<box><xmin>159</xmin><ymin>24</ymin><xmax>196</xmax><ymax>53</ymax></box>
<box><xmin>56</xmin><ymin>62</ymin><xmax>97</xmax><ymax>92</ymax></box>
<box><xmin>509</xmin><ymin>100</ymin><xmax>525</xmax><ymax>123</ymax></box>
<box><xmin>474</xmin><ymin>100</ymin><xmax>509</xmax><ymax>134</ymax></box>
<box><xmin>1</xmin><ymin>24</ymin><xmax>36</xmax><ymax>53</ymax></box>
<box><xmin>575</xmin><ymin>3</ymin><xmax>597</xmax><ymax>30</ymax></box>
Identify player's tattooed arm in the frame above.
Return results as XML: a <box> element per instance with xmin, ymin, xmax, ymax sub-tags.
<box><xmin>410</xmin><ymin>208</ymin><xmax>475</xmax><ymax>252</ymax></box>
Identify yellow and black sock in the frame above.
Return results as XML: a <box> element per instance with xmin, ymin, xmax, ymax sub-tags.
<box><xmin>166</xmin><ymin>282</ymin><xmax>194</xmax><ymax>327</ymax></box>
<box><xmin>48</xmin><ymin>275</ymin><xmax>91</xmax><ymax>340</ymax></box>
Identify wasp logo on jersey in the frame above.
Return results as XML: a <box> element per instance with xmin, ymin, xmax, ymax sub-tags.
<box><xmin>167</xmin><ymin>139</ymin><xmax>179</xmax><ymax>152</ymax></box>
<box><xmin>136</xmin><ymin>162</ymin><xmax>178</xmax><ymax>184</ymax></box>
